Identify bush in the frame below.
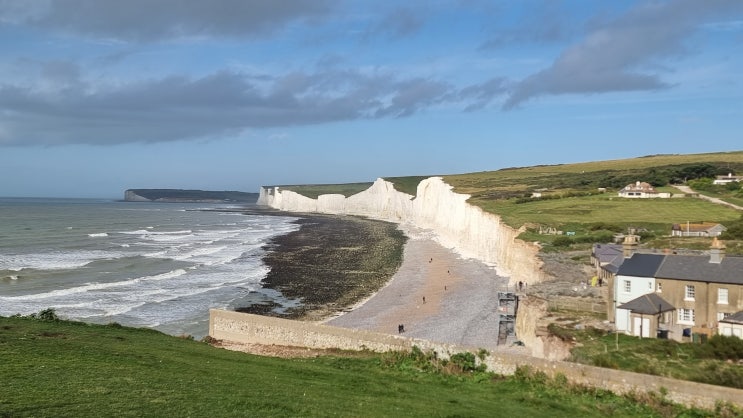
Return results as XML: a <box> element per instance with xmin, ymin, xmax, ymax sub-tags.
<box><xmin>449</xmin><ymin>352</ymin><xmax>486</xmax><ymax>373</ymax></box>
<box><xmin>552</xmin><ymin>236</ymin><xmax>574</xmax><ymax>247</ymax></box>
<box><xmin>696</xmin><ymin>335</ymin><xmax>743</xmax><ymax>361</ymax></box>
<box><xmin>28</xmin><ymin>308</ymin><xmax>59</xmax><ymax>321</ymax></box>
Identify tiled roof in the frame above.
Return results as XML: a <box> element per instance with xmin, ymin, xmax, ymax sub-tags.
<box><xmin>617</xmin><ymin>253</ymin><xmax>666</xmax><ymax>277</ymax></box>
<box><xmin>618</xmin><ymin>293</ymin><xmax>675</xmax><ymax>315</ymax></box>
<box><xmin>720</xmin><ymin>311</ymin><xmax>743</xmax><ymax>325</ymax></box>
<box><xmin>656</xmin><ymin>256</ymin><xmax>743</xmax><ymax>285</ymax></box>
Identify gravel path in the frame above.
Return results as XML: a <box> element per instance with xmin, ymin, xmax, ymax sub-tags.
<box><xmin>326</xmin><ymin>226</ymin><xmax>512</xmax><ymax>350</ymax></box>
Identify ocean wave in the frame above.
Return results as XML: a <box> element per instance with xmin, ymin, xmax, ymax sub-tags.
<box><xmin>0</xmin><ymin>250</ymin><xmax>123</xmax><ymax>272</ymax></box>
<box><xmin>88</xmin><ymin>232</ymin><xmax>109</xmax><ymax>238</ymax></box>
<box><xmin>0</xmin><ymin>268</ymin><xmax>188</xmax><ymax>301</ymax></box>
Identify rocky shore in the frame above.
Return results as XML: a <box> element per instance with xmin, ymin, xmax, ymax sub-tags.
<box><xmin>235</xmin><ymin>212</ymin><xmax>407</xmax><ymax>321</ymax></box>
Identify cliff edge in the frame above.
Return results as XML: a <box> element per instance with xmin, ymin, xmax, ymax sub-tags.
<box><xmin>258</xmin><ymin>177</ymin><xmax>546</xmax><ymax>285</ymax></box>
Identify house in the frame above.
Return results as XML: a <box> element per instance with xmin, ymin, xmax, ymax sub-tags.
<box><xmin>618</xmin><ymin>293</ymin><xmax>675</xmax><ymax>338</ymax></box>
<box><xmin>719</xmin><ymin>311</ymin><xmax>743</xmax><ymax>338</ymax></box>
<box><xmin>613</xmin><ymin>253</ymin><xmax>666</xmax><ymax>332</ymax></box>
<box><xmin>671</xmin><ymin>222</ymin><xmax>727</xmax><ymax>237</ymax></box>
<box><xmin>610</xmin><ymin>238</ymin><xmax>743</xmax><ymax>340</ymax></box>
<box><xmin>591</xmin><ymin>243</ymin><xmax>623</xmax><ymax>283</ymax></box>
<box><xmin>712</xmin><ymin>173</ymin><xmax>743</xmax><ymax>185</ymax></box>
<box><xmin>617</xmin><ymin>181</ymin><xmax>671</xmax><ymax>198</ymax></box>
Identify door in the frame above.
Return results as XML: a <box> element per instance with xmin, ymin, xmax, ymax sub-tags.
<box><xmin>633</xmin><ymin>317</ymin><xmax>650</xmax><ymax>337</ymax></box>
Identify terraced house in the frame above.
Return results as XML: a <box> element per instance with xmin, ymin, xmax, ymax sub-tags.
<box><xmin>610</xmin><ymin>238</ymin><xmax>743</xmax><ymax>341</ymax></box>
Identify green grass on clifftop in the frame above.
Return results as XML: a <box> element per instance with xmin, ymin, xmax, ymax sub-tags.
<box><xmin>1</xmin><ymin>315</ymin><xmax>725</xmax><ymax>417</ymax></box>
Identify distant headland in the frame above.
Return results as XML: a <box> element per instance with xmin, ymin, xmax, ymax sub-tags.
<box><xmin>124</xmin><ymin>189</ymin><xmax>258</xmax><ymax>203</ymax></box>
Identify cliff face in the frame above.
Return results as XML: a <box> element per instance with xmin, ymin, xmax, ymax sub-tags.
<box><xmin>258</xmin><ymin>177</ymin><xmax>546</xmax><ymax>284</ymax></box>
<box><xmin>124</xmin><ymin>190</ymin><xmax>151</xmax><ymax>202</ymax></box>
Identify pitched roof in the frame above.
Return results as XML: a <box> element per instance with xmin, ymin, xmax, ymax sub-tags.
<box><xmin>593</xmin><ymin>243</ymin><xmax>623</xmax><ymax>264</ymax></box>
<box><xmin>655</xmin><ymin>256</ymin><xmax>743</xmax><ymax>285</ymax></box>
<box><xmin>618</xmin><ymin>293</ymin><xmax>675</xmax><ymax>315</ymax></box>
<box><xmin>720</xmin><ymin>311</ymin><xmax>743</xmax><ymax>325</ymax></box>
<box><xmin>620</xmin><ymin>181</ymin><xmax>657</xmax><ymax>193</ymax></box>
<box><xmin>617</xmin><ymin>253</ymin><xmax>665</xmax><ymax>278</ymax></box>
<box><xmin>671</xmin><ymin>222</ymin><xmax>726</xmax><ymax>232</ymax></box>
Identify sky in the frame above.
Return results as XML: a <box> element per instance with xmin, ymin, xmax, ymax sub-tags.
<box><xmin>1</xmin><ymin>0</ymin><xmax>742</xmax><ymax>198</ymax></box>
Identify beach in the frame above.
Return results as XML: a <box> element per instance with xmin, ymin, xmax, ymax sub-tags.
<box><xmin>238</xmin><ymin>208</ymin><xmax>513</xmax><ymax>350</ymax></box>
<box><xmin>326</xmin><ymin>226</ymin><xmax>510</xmax><ymax>350</ymax></box>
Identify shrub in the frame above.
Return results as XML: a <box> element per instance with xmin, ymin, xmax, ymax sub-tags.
<box><xmin>29</xmin><ymin>308</ymin><xmax>59</xmax><ymax>321</ymax></box>
<box><xmin>696</xmin><ymin>335</ymin><xmax>743</xmax><ymax>361</ymax></box>
<box><xmin>449</xmin><ymin>352</ymin><xmax>487</xmax><ymax>373</ymax></box>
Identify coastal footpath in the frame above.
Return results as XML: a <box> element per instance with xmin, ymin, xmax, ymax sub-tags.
<box><xmin>257</xmin><ymin>177</ymin><xmax>547</xmax><ymax>285</ymax></box>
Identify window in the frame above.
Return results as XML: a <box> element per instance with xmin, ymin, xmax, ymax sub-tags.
<box><xmin>685</xmin><ymin>285</ymin><xmax>695</xmax><ymax>301</ymax></box>
<box><xmin>623</xmin><ymin>280</ymin><xmax>631</xmax><ymax>293</ymax></box>
<box><xmin>717</xmin><ymin>312</ymin><xmax>732</xmax><ymax>321</ymax></box>
<box><xmin>648</xmin><ymin>281</ymin><xmax>653</xmax><ymax>290</ymax></box>
<box><xmin>678</xmin><ymin>308</ymin><xmax>695</xmax><ymax>324</ymax></box>
<box><xmin>656</xmin><ymin>282</ymin><xmax>662</xmax><ymax>293</ymax></box>
<box><xmin>718</xmin><ymin>288</ymin><xmax>729</xmax><ymax>304</ymax></box>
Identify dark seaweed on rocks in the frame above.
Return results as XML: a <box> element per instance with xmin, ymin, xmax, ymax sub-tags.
<box><xmin>246</xmin><ymin>214</ymin><xmax>406</xmax><ymax>320</ymax></box>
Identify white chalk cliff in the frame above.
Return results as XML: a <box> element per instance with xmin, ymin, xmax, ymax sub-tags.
<box><xmin>257</xmin><ymin>177</ymin><xmax>546</xmax><ymax>284</ymax></box>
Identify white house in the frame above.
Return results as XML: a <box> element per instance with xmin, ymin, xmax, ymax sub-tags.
<box><xmin>713</xmin><ymin>173</ymin><xmax>743</xmax><ymax>185</ymax></box>
<box><xmin>613</xmin><ymin>253</ymin><xmax>664</xmax><ymax>334</ymax></box>
<box><xmin>671</xmin><ymin>222</ymin><xmax>727</xmax><ymax>237</ymax></box>
<box><xmin>618</xmin><ymin>181</ymin><xmax>671</xmax><ymax>198</ymax></box>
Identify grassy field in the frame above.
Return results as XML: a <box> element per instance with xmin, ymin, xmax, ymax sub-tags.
<box><xmin>443</xmin><ymin>151</ymin><xmax>743</xmax><ymax>196</ymax></box>
<box><xmin>0</xmin><ymin>315</ymin><xmax>728</xmax><ymax>417</ymax></box>
<box><xmin>266</xmin><ymin>152</ymin><xmax>743</xmax><ymax>251</ymax></box>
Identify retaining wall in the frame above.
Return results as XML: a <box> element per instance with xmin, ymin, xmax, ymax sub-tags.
<box><xmin>210</xmin><ymin>309</ymin><xmax>743</xmax><ymax>410</ymax></box>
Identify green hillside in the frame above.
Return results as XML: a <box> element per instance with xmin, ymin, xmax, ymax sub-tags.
<box><xmin>268</xmin><ymin>151</ymin><xmax>743</xmax><ymax>251</ymax></box>
<box><xmin>0</xmin><ymin>314</ymin><xmax>726</xmax><ymax>417</ymax></box>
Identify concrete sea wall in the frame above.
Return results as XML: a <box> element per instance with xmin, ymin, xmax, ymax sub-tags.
<box><xmin>210</xmin><ymin>309</ymin><xmax>743</xmax><ymax>410</ymax></box>
<box><xmin>258</xmin><ymin>177</ymin><xmax>546</xmax><ymax>284</ymax></box>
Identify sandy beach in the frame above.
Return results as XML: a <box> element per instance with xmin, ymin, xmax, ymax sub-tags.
<box><xmin>326</xmin><ymin>226</ymin><xmax>511</xmax><ymax>350</ymax></box>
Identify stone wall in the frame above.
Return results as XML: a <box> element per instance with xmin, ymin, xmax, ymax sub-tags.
<box><xmin>258</xmin><ymin>177</ymin><xmax>546</xmax><ymax>285</ymax></box>
<box><xmin>210</xmin><ymin>309</ymin><xmax>743</xmax><ymax>410</ymax></box>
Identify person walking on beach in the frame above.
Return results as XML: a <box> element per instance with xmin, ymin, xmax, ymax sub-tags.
<box><xmin>422</xmin><ymin>296</ymin><xmax>426</xmax><ymax>304</ymax></box>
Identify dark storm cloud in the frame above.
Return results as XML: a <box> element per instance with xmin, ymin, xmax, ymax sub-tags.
<box><xmin>502</xmin><ymin>0</ymin><xmax>743</xmax><ymax>109</ymax></box>
<box><xmin>0</xmin><ymin>66</ymin><xmax>456</xmax><ymax>146</ymax></box>
<box><xmin>0</xmin><ymin>0</ymin><xmax>337</xmax><ymax>41</ymax></box>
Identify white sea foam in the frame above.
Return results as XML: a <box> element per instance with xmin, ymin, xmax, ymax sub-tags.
<box><xmin>0</xmin><ymin>199</ymin><xmax>301</xmax><ymax>335</ymax></box>
<box><xmin>0</xmin><ymin>250</ymin><xmax>123</xmax><ymax>271</ymax></box>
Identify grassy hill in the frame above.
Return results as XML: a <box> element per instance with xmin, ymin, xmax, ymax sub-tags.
<box><xmin>1</xmin><ymin>314</ymin><xmax>730</xmax><ymax>417</ymax></box>
<box><xmin>267</xmin><ymin>151</ymin><xmax>743</xmax><ymax>252</ymax></box>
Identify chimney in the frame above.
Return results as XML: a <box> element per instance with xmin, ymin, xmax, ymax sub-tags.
<box><xmin>622</xmin><ymin>234</ymin><xmax>638</xmax><ymax>258</ymax></box>
<box><xmin>709</xmin><ymin>237</ymin><xmax>726</xmax><ymax>264</ymax></box>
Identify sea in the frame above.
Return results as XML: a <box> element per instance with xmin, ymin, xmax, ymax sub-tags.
<box><xmin>0</xmin><ymin>197</ymin><xmax>300</xmax><ymax>339</ymax></box>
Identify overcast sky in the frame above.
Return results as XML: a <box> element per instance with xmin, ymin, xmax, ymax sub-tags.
<box><xmin>1</xmin><ymin>0</ymin><xmax>742</xmax><ymax>198</ymax></box>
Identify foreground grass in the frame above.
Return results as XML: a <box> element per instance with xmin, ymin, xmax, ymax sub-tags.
<box><xmin>0</xmin><ymin>316</ymin><xmax>726</xmax><ymax>417</ymax></box>
<box><xmin>559</xmin><ymin>325</ymin><xmax>743</xmax><ymax>390</ymax></box>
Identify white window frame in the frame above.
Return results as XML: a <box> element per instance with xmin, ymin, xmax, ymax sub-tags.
<box><xmin>678</xmin><ymin>308</ymin><xmax>695</xmax><ymax>325</ymax></box>
<box><xmin>685</xmin><ymin>285</ymin><xmax>695</xmax><ymax>301</ymax></box>
<box><xmin>623</xmin><ymin>280</ymin><xmax>631</xmax><ymax>293</ymax></box>
<box><xmin>717</xmin><ymin>312</ymin><xmax>731</xmax><ymax>321</ymax></box>
<box><xmin>718</xmin><ymin>288</ymin><xmax>728</xmax><ymax>304</ymax></box>
<box><xmin>656</xmin><ymin>282</ymin><xmax>662</xmax><ymax>293</ymax></box>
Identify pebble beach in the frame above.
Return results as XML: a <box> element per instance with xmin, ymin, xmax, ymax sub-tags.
<box><xmin>327</xmin><ymin>226</ymin><xmax>510</xmax><ymax>350</ymax></box>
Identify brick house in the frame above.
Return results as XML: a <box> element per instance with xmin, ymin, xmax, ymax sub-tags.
<box><xmin>610</xmin><ymin>238</ymin><xmax>743</xmax><ymax>340</ymax></box>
